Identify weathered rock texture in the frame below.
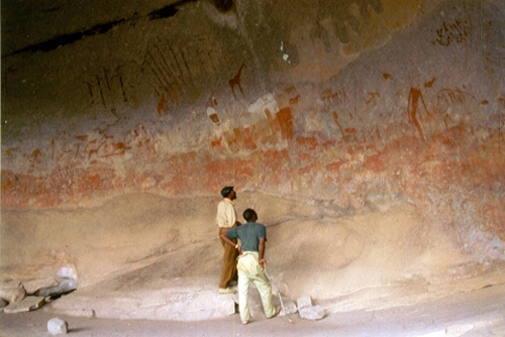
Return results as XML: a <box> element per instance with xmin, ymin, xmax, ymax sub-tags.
<box><xmin>47</xmin><ymin>317</ymin><xmax>68</xmax><ymax>335</ymax></box>
<box><xmin>1</xmin><ymin>0</ymin><xmax>504</xmax><ymax>321</ymax></box>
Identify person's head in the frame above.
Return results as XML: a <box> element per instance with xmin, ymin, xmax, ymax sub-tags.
<box><xmin>220</xmin><ymin>186</ymin><xmax>236</xmax><ymax>200</ymax></box>
<box><xmin>243</xmin><ymin>208</ymin><xmax>258</xmax><ymax>223</ymax></box>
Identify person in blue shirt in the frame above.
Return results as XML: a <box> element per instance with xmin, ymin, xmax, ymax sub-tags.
<box><xmin>220</xmin><ymin>208</ymin><xmax>279</xmax><ymax>324</ymax></box>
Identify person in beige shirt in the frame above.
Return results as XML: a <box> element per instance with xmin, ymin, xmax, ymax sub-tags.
<box><xmin>216</xmin><ymin>186</ymin><xmax>240</xmax><ymax>293</ymax></box>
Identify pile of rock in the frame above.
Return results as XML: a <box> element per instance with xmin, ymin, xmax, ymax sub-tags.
<box><xmin>278</xmin><ymin>297</ymin><xmax>298</xmax><ymax>317</ymax></box>
<box><xmin>35</xmin><ymin>267</ymin><xmax>78</xmax><ymax>298</ymax></box>
<box><xmin>0</xmin><ymin>265</ymin><xmax>78</xmax><ymax>314</ymax></box>
<box><xmin>0</xmin><ymin>280</ymin><xmax>33</xmax><ymax>313</ymax></box>
<box><xmin>296</xmin><ymin>296</ymin><xmax>326</xmax><ymax>321</ymax></box>
<box><xmin>277</xmin><ymin>294</ymin><xmax>326</xmax><ymax>321</ymax></box>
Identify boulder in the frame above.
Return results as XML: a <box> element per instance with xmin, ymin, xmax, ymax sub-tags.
<box><xmin>56</xmin><ymin>265</ymin><xmax>78</xmax><ymax>281</ymax></box>
<box><xmin>296</xmin><ymin>296</ymin><xmax>312</xmax><ymax>310</ymax></box>
<box><xmin>279</xmin><ymin>299</ymin><xmax>298</xmax><ymax>316</ymax></box>
<box><xmin>299</xmin><ymin>305</ymin><xmax>326</xmax><ymax>321</ymax></box>
<box><xmin>47</xmin><ymin>317</ymin><xmax>68</xmax><ymax>335</ymax></box>
<box><xmin>34</xmin><ymin>265</ymin><xmax>78</xmax><ymax>298</ymax></box>
<box><xmin>23</xmin><ymin>278</ymin><xmax>58</xmax><ymax>294</ymax></box>
<box><xmin>35</xmin><ymin>278</ymin><xmax>77</xmax><ymax>297</ymax></box>
<box><xmin>3</xmin><ymin>296</ymin><xmax>45</xmax><ymax>313</ymax></box>
<box><xmin>0</xmin><ymin>280</ymin><xmax>26</xmax><ymax>305</ymax></box>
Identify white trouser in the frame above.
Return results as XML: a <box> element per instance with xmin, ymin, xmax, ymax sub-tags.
<box><xmin>237</xmin><ymin>251</ymin><xmax>275</xmax><ymax>322</ymax></box>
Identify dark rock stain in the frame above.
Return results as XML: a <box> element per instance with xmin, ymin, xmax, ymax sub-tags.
<box><xmin>4</xmin><ymin>0</ymin><xmax>197</xmax><ymax>57</ymax></box>
<box><xmin>6</xmin><ymin>18</ymin><xmax>128</xmax><ymax>56</ymax></box>
<box><xmin>212</xmin><ymin>0</ymin><xmax>234</xmax><ymax>12</ymax></box>
<box><xmin>148</xmin><ymin>0</ymin><xmax>197</xmax><ymax>20</ymax></box>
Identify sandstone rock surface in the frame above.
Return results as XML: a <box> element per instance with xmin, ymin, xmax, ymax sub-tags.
<box><xmin>1</xmin><ymin>0</ymin><xmax>504</xmax><ymax>326</ymax></box>
<box><xmin>3</xmin><ymin>296</ymin><xmax>45</xmax><ymax>314</ymax></box>
<box><xmin>0</xmin><ymin>281</ymin><xmax>26</xmax><ymax>306</ymax></box>
<box><xmin>48</xmin><ymin>281</ymin><xmax>236</xmax><ymax>321</ymax></box>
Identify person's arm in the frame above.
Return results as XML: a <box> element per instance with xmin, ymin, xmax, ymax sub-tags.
<box><xmin>220</xmin><ymin>228</ymin><xmax>240</xmax><ymax>252</ymax></box>
<box><xmin>220</xmin><ymin>232</ymin><xmax>240</xmax><ymax>250</ymax></box>
<box><xmin>258</xmin><ymin>238</ymin><xmax>266</xmax><ymax>269</ymax></box>
<box><xmin>258</xmin><ymin>225</ymin><xmax>267</xmax><ymax>269</ymax></box>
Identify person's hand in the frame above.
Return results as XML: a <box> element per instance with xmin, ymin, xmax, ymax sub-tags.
<box><xmin>259</xmin><ymin>259</ymin><xmax>266</xmax><ymax>269</ymax></box>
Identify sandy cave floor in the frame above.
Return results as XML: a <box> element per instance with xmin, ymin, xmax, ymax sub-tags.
<box><xmin>1</xmin><ymin>283</ymin><xmax>505</xmax><ymax>337</ymax></box>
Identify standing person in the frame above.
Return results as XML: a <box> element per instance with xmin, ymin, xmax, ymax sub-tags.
<box><xmin>216</xmin><ymin>186</ymin><xmax>240</xmax><ymax>294</ymax></box>
<box><xmin>220</xmin><ymin>208</ymin><xmax>278</xmax><ymax>325</ymax></box>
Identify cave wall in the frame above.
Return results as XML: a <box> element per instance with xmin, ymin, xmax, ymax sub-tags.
<box><xmin>2</xmin><ymin>0</ymin><xmax>504</xmax><ymax>257</ymax></box>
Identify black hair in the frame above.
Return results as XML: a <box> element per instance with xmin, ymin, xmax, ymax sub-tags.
<box><xmin>220</xmin><ymin>186</ymin><xmax>234</xmax><ymax>198</ymax></box>
<box><xmin>243</xmin><ymin>208</ymin><xmax>258</xmax><ymax>222</ymax></box>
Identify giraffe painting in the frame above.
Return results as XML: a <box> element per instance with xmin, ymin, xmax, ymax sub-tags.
<box><xmin>229</xmin><ymin>63</ymin><xmax>246</xmax><ymax>99</ymax></box>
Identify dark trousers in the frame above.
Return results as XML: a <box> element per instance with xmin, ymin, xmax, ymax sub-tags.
<box><xmin>218</xmin><ymin>234</ymin><xmax>238</xmax><ymax>288</ymax></box>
